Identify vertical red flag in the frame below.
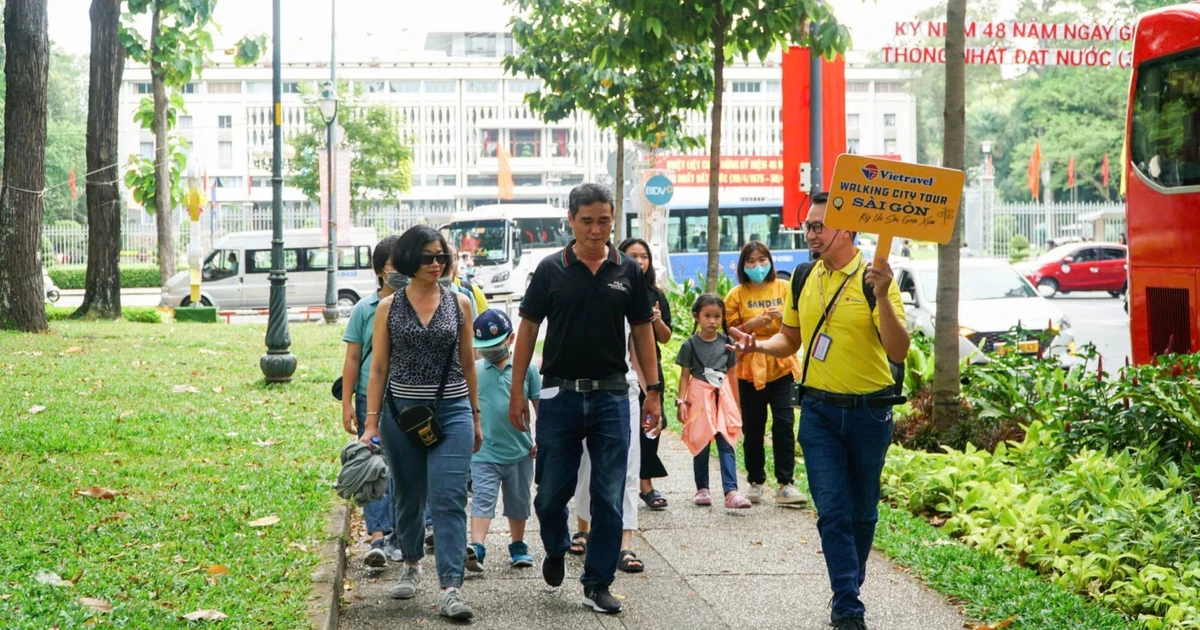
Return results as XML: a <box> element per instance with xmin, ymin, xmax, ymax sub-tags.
<box><xmin>69</xmin><ymin>168</ymin><xmax>77</xmax><ymax>201</ymax></box>
<box><xmin>1026</xmin><ymin>141</ymin><xmax>1042</xmax><ymax>201</ymax></box>
<box><xmin>1101</xmin><ymin>152</ymin><xmax>1110</xmax><ymax>189</ymax></box>
<box><xmin>1067</xmin><ymin>155</ymin><xmax>1075</xmax><ymax>188</ymax></box>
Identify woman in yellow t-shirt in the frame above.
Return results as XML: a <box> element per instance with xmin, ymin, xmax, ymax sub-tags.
<box><xmin>723</xmin><ymin>242</ymin><xmax>806</xmax><ymax>506</ymax></box>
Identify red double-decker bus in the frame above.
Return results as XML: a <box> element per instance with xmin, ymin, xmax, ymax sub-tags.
<box><xmin>1126</xmin><ymin>2</ymin><xmax>1200</xmax><ymax>364</ymax></box>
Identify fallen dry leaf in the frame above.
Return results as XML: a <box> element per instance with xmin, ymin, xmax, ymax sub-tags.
<box><xmin>78</xmin><ymin>597</ymin><xmax>113</xmax><ymax>613</ymax></box>
<box><xmin>171</xmin><ymin>385</ymin><xmax>200</xmax><ymax>394</ymax></box>
<box><xmin>247</xmin><ymin>516</ymin><xmax>280</xmax><ymax>528</ymax></box>
<box><xmin>206</xmin><ymin>565</ymin><xmax>229</xmax><ymax>576</ymax></box>
<box><xmin>101</xmin><ymin>512</ymin><xmax>131</xmax><ymax>524</ymax></box>
<box><xmin>181</xmin><ymin>609</ymin><xmax>228</xmax><ymax>621</ymax></box>
<box><xmin>251</xmin><ymin>439</ymin><xmax>277</xmax><ymax>447</ymax></box>
<box><xmin>972</xmin><ymin>616</ymin><xmax>1019</xmax><ymax>630</ymax></box>
<box><xmin>28</xmin><ymin>405</ymin><xmax>46</xmax><ymax>415</ymax></box>
<box><xmin>35</xmin><ymin>570</ymin><xmax>68</xmax><ymax>586</ymax></box>
<box><xmin>212</xmin><ymin>386</ymin><xmax>224</xmax><ymax>393</ymax></box>
<box><xmin>64</xmin><ymin>347</ymin><xmax>84</xmax><ymax>354</ymax></box>
<box><xmin>198</xmin><ymin>349</ymin><xmax>220</xmax><ymax>356</ymax></box>
<box><xmin>76</xmin><ymin>487</ymin><xmax>116</xmax><ymax>500</ymax></box>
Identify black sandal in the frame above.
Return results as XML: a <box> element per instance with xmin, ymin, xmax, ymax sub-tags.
<box><xmin>568</xmin><ymin>531</ymin><xmax>588</xmax><ymax>556</ymax></box>
<box><xmin>618</xmin><ymin>550</ymin><xmax>644</xmax><ymax>573</ymax></box>
<box><xmin>639</xmin><ymin>490</ymin><xmax>668</xmax><ymax>510</ymax></box>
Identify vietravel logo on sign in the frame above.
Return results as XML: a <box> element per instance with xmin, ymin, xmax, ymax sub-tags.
<box><xmin>861</xmin><ymin>163</ymin><xmax>936</xmax><ymax>187</ymax></box>
<box><xmin>644</xmin><ymin>175</ymin><xmax>674</xmax><ymax>206</ymax></box>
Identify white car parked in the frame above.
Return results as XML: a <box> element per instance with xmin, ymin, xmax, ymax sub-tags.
<box><xmin>893</xmin><ymin>258</ymin><xmax>1075</xmax><ymax>363</ymax></box>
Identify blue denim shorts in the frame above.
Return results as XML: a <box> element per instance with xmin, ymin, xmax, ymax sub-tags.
<box><xmin>469</xmin><ymin>458</ymin><xmax>534</xmax><ymax>520</ymax></box>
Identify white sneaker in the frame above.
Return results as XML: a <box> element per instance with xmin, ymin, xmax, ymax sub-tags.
<box><xmin>776</xmin><ymin>484</ymin><xmax>808</xmax><ymax>506</ymax></box>
<box><xmin>746</xmin><ymin>483</ymin><xmax>763</xmax><ymax>504</ymax></box>
<box><xmin>390</xmin><ymin>565</ymin><xmax>421</xmax><ymax>600</ymax></box>
<box><xmin>439</xmin><ymin>588</ymin><xmax>474</xmax><ymax>620</ymax></box>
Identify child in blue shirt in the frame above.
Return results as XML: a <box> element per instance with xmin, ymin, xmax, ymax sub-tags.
<box><xmin>465</xmin><ymin>309</ymin><xmax>541</xmax><ymax>571</ymax></box>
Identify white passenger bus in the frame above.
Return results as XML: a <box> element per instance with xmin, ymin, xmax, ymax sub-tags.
<box><xmin>160</xmin><ymin>228</ymin><xmax>380</xmax><ymax>312</ymax></box>
<box><xmin>443</xmin><ymin>204</ymin><xmax>570</xmax><ymax>297</ymax></box>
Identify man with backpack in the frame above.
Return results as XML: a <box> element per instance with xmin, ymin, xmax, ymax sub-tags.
<box><xmin>727</xmin><ymin>192</ymin><xmax>910</xmax><ymax>630</ymax></box>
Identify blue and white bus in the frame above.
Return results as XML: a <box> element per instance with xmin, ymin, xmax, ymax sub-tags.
<box><xmin>626</xmin><ymin>201</ymin><xmax>814</xmax><ymax>284</ymax></box>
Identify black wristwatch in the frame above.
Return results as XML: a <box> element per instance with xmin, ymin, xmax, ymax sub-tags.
<box><xmin>645</xmin><ymin>382</ymin><xmax>664</xmax><ymax>393</ymax></box>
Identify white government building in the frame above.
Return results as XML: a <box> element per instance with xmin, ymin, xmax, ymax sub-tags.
<box><xmin>117</xmin><ymin>26</ymin><xmax>916</xmax><ymax>223</ymax></box>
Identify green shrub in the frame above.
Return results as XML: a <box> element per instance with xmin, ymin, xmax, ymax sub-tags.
<box><xmin>1009</xmin><ymin>234</ymin><xmax>1031</xmax><ymax>263</ymax></box>
<box><xmin>884</xmin><ymin>423</ymin><xmax>1200</xmax><ymax>628</ymax></box>
<box><xmin>122</xmin><ymin>307</ymin><xmax>162</xmax><ymax>324</ymax></box>
<box><xmin>45</xmin><ymin>306</ymin><xmax>74</xmax><ymax>321</ymax></box>
<box><xmin>48</xmin><ymin>265</ymin><xmax>161</xmax><ymax>290</ymax></box>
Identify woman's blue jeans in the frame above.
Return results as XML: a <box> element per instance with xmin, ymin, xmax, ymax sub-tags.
<box><xmin>380</xmin><ymin>395</ymin><xmax>473</xmax><ymax>589</ymax></box>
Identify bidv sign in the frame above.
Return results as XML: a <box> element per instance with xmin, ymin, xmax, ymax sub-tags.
<box><xmin>644</xmin><ymin>175</ymin><xmax>674</xmax><ymax>206</ymax></box>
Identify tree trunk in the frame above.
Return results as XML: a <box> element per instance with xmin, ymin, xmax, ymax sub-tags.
<box><xmin>932</xmin><ymin>0</ymin><xmax>967</xmax><ymax>424</ymax></box>
<box><xmin>614</xmin><ymin>131</ymin><xmax>624</xmax><ymax>243</ymax></box>
<box><xmin>704</xmin><ymin>9</ymin><xmax>725</xmax><ymax>293</ymax></box>
<box><xmin>0</xmin><ymin>0</ymin><xmax>50</xmax><ymax>332</ymax></box>
<box><xmin>75</xmin><ymin>0</ymin><xmax>126</xmax><ymax>320</ymax></box>
<box><xmin>151</xmin><ymin>8</ymin><xmax>176</xmax><ymax>285</ymax></box>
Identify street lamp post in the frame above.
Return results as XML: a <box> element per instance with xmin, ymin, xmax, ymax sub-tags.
<box><xmin>261</xmin><ymin>0</ymin><xmax>297</xmax><ymax>382</ymax></box>
<box><xmin>981</xmin><ymin>140</ymin><xmax>995</xmax><ymax>256</ymax></box>
<box><xmin>318</xmin><ymin>82</ymin><xmax>339</xmax><ymax>325</ymax></box>
<box><xmin>319</xmin><ymin>0</ymin><xmax>339</xmax><ymax>325</ymax></box>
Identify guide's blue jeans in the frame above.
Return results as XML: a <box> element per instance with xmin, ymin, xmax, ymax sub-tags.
<box><xmin>798</xmin><ymin>395</ymin><xmax>894</xmax><ymax>623</ymax></box>
<box><xmin>354</xmin><ymin>394</ymin><xmax>395</xmax><ymax>537</ymax></box>
<box><xmin>534</xmin><ymin>387</ymin><xmax>630</xmax><ymax>588</ymax></box>
<box><xmin>380</xmin><ymin>395</ymin><xmax>473</xmax><ymax>589</ymax></box>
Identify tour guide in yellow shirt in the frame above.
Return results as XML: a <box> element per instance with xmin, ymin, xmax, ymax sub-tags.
<box><xmin>728</xmin><ymin>192</ymin><xmax>910</xmax><ymax>630</ymax></box>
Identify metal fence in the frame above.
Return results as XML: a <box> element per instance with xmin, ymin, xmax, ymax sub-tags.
<box><xmin>967</xmin><ymin>191</ymin><xmax>1124</xmax><ymax>261</ymax></box>
<box><xmin>42</xmin><ymin>202</ymin><xmax>459</xmax><ymax>268</ymax></box>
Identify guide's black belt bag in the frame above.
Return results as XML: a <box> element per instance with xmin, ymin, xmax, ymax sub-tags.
<box><xmin>794</xmin><ymin>385</ymin><xmax>905</xmax><ymax>409</ymax></box>
<box><xmin>544</xmin><ymin>374</ymin><xmax>629</xmax><ymax>393</ymax></box>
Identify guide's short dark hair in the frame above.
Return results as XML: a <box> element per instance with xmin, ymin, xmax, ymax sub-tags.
<box><xmin>373</xmin><ymin>234</ymin><xmax>401</xmax><ymax>288</ymax></box>
<box><xmin>568</xmin><ymin>183</ymin><xmax>614</xmax><ymax>218</ymax></box>
<box><xmin>391</xmin><ymin>225</ymin><xmax>451</xmax><ymax>278</ymax></box>
<box><xmin>811</xmin><ymin>192</ymin><xmax>830</xmax><ymax>206</ymax></box>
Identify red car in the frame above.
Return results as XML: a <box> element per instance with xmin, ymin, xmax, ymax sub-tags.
<box><xmin>1021</xmin><ymin>242</ymin><xmax>1128</xmax><ymax>298</ymax></box>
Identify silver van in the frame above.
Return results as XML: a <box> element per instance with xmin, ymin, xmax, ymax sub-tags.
<box><xmin>160</xmin><ymin>228</ymin><xmax>380</xmax><ymax>312</ymax></box>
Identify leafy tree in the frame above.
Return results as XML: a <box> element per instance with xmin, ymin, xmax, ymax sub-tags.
<box><xmin>504</xmin><ymin>0</ymin><xmax>712</xmax><ymax>237</ymax></box>
<box><xmin>120</xmin><ymin>0</ymin><xmax>265</xmax><ymax>284</ymax></box>
<box><xmin>287</xmin><ymin>82</ymin><xmax>413</xmax><ymax>215</ymax></box>
<box><xmin>0</xmin><ymin>0</ymin><xmax>49</xmax><ymax>332</ymax></box>
<box><xmin>1008</xmin><ymin>234</ymin><xmax>1031</xmax><ymax>263</ymax></box>
<box><xmin>607</xmin><ymin>0</ymin><xmax>850</xmax><ymax>292</ymax></box>
<box><xmin>74</xmin><ymin>0</ymin><xmax>126</xmax><ymax>320</ymax></box>
<box><xmin>933</xmin><ymin>0</ymin><xmax>968</xmax><ymax>425</ymax></box>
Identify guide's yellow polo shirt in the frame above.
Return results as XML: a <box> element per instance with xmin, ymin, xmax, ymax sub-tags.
<box><xmin>782</xmin><ymin>250</ymin><xmax>904</xmax><ymax>395</ymax></box>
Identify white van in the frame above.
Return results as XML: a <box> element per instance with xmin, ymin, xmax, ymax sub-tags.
<box><xmin>160</xmin><ymin>228</ymin><xmax>380</xmax><ymax>312</ymax></box>
<box><xmin>443</xmin><ymin>204</ymin><xmax>570</xmax><ymax>296</ymax></box>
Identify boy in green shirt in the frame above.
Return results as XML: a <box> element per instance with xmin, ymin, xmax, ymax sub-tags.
<box><xmin>465</xmin><ymin>309</ymin><xmax>540</xmax><ymax>571</ymax></box>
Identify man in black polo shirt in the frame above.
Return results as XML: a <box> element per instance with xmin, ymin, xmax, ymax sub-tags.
<box><xmin>509</xmin><ymin>183</ymin><xmax>663</xmax><ymax>614</ymax></box>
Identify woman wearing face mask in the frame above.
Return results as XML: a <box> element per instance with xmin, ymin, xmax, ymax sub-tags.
<box><xmin>723</xmin><ymin>241</ymin><xmax>805</xmax><ymax>507</ymax></box>
<box><xmin>341</xmin><ymin>235</ymin><xmax>404</xmax><ymax>567</ymax></box>
<box><xmin>359</xmin><ymin>225</ymin><xmax>482</xmax><ymax>621</ymax></box>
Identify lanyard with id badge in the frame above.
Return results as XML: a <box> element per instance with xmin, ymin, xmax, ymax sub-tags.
<box><xmin>800</xmin><ymin>263</ymin><xmax>863</xmax><ymax>387</ymax></box>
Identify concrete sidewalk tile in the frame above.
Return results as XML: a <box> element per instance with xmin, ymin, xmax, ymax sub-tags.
<box><xmin>688</xmin><ymin>575</ymin><xmax>964</xmax><ymax>630</ymax></box>
<box><xmin>641</xmin><ymin>528</ymin><xmax>829</xmax><ymax>577</ymax></box>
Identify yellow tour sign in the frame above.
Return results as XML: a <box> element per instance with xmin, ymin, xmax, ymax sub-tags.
<box><xmin>824</xmin><ymin>154</ymin><xmax>965</xmax><ymax>262</ymax></box>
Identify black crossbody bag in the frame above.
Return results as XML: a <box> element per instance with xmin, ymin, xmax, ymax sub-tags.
<box><xmin>385</xmin><ymin>301</ymin><xmax>462</xmax><ymax>449</ymax></box>
<box><xmin>331</xmin><ymin>346</ymin><xmax>371</xmax><ymax>401</ymax></box>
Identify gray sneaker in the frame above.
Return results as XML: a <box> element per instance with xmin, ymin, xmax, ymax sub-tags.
<box><xmin>389</xmin><ymin>565</ymin><xmax>421</xmax><ymax>600</ymax></box>
<box><xmin>363</xmin><ymin>538</ymin><xmax>387</xmax><ymax>568</ymax></box>
<box><xmin>776</xmin><ymin>484</ymin><xmax>808</xmax><ymax>506</ymax></box>
<box><xmin>746</xmin><ymin>483</ymin><xmax>764</xmax><ymax>504</ymax></box>
<box><xmin>439</xmin><ymin>587</ymin><xmax>474</xmax><ymax>620</ymax></box>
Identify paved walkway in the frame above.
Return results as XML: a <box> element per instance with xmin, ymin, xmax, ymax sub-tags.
<box><xmin>339</xmin><ymin>437</ymin><xmax>968</xmax><ymax>629</ymax></box>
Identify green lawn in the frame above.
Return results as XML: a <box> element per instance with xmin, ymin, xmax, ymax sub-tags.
<box><xmin>0</xmin><ymin>321</ymin><xmax>347</xmax><ymax>629</ymax></box>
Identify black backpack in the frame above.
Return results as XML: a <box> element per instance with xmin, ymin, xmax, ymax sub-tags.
<box><xmin>789</xmin><ymin>262</ymin><xmax>905</xmax><ymax>397</ymax></box>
